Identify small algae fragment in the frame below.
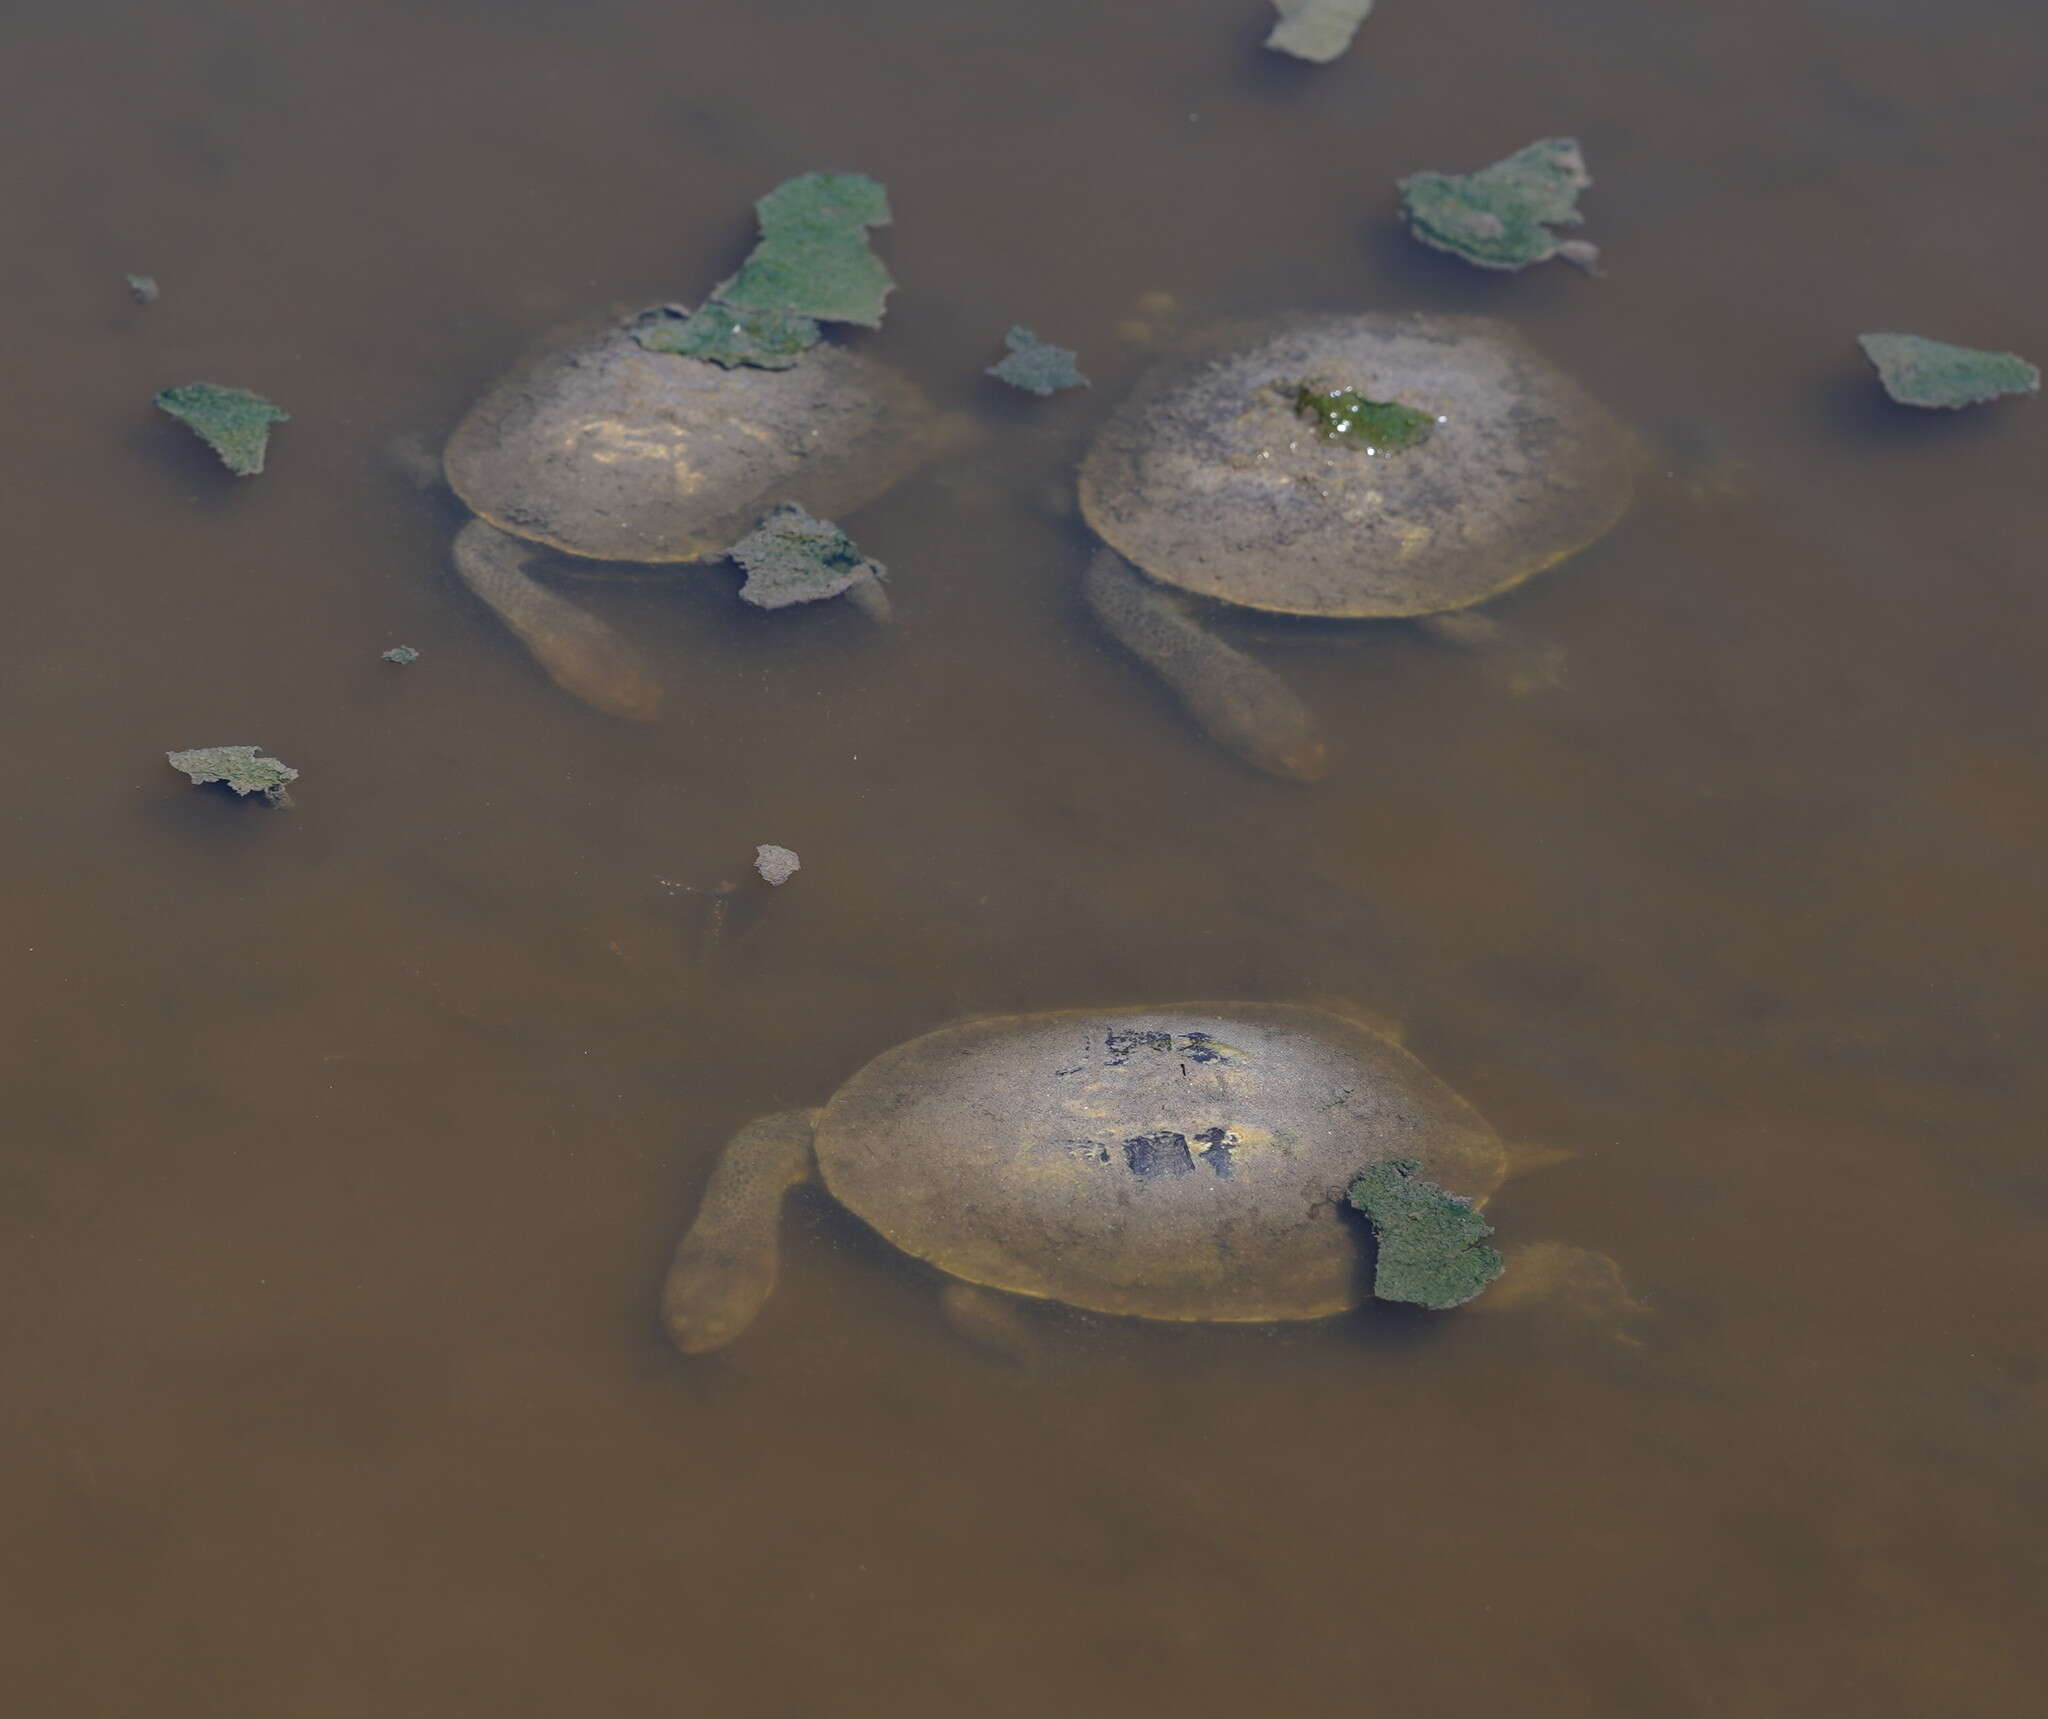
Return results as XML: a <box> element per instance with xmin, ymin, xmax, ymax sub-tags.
<box><xmin>126</xmin><ymin>273</ymin><xmax>159</xmax><ymax>305</ymax></box>
<box><xmin>154</xmin><ymin>383</ymin><xmax>289</xmax><ymax>476</ymax></box>
<box><xmin>713</xmin><ymin>171</ymin><xmax>895</xmax><ymax>329</ymax></box>
<box><xmin>727</xmin><ymin>501</ymin><xmax>887</xmax><ymax>610</ymax></box>
<box><xmin>1857</xmin><ymin>332</ymin><xmax>2040</xmax><ymax>409</ymax></box>
<box><xmin>165</xmin><ymin>745</ymin><xmax>298</xmax><ymax>807</ymax></box>
<box><xmin>381</xmin><ymin>645</ymin><xmax>421</xmax><ymax>665</ymax></box>
<box><xmin>986</xmin><ymin>326</ymin><xmax>1089</xmax><ymax>396</ymax></box>
<box><xmin>1264</xmin><ymin>0</ymin><xmax>1375</xmax><ymax>63</ymax></box>
<box><xmin>1291</xmin><ymin>382</ymin><xmax>1434</xmax><ymax>452</ymax></box>
<box><xmin>1347</xmin><ymin>1157</ymin><xmax>1504</xmax><ymax>1309</ymax></box>
<box><xmin>633</xmin><ymin>302</ymin><xmax>822</xmax><ymax>370</ymax></box>
<box><xmin>1398</xmin><ymin>138</ymin><xmax>1599</xmax><ymax>273</ymax></box>
<box><xmin>754</xmin><ymin>844</ymin><xmax>801</xmax><ymax>886</ymax></box>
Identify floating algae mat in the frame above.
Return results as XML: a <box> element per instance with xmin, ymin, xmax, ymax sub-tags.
<box><xmin>154</xmin><ymin>383</ymin><xmax>290</xmax><ymax>475</ymax></box>
<box><xmin>1264</xmin><ymin>0</ymin><xmax>1376</xmax><ymax>64</ymax></box>
<box><xmin>986</xmin><ymin>326</ymin><xmax>1088</xmax><ymax>396</ymax></box>
<box><xmin>636</xmin><ymin>172</ymin><xmax>896</xmax><ymax>370</ymax></box>
<box><xmin>1398</xmin><ymin>138</ymin><xmax>1600</xmax><ymax>273</ymax></box>
<box><xmin>726</xmin><ymin>502</ymin><xmax>888</xmax><ymax>610</ymax></box>
<box><xmin>165</xmin><ymin>745</ymin><xmax>299</xmax><ymax>807</ymax></box>
<box><xmin>1858</xmin><ymin>332</ymin><xmax>2040</xmax><ymax>409</ymax></box>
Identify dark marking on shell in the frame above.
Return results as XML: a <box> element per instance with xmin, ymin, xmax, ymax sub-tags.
<box><xmin>1105</xmin><ymin>1030</ymin><xmax>1174</xmax><ymax>1066</ymax></box>
<box><xmin>1124</xmin><ymin>1130</ymin><xmax>1195</xmax><ymax>1178</ymax></box>
<box><xmin>1193</xmin><ymin>1126</ymin><xmax>1236</xmax><ymax>1177</ymax></box>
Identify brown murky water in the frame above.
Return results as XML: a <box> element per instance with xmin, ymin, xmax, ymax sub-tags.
<box><xmin>4</xmin><ymin>1</ymin><xmax>2044</xmax><ymax>1712</ymax></box>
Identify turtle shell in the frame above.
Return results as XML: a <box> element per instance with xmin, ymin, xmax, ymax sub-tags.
<box><xmin>444</xmin><ymin>321</ymin><xmax>937</xmax><ymax>564</ymax></box>
<box><xmin>812</xmin><ymin>1002</ymin><xmax>1508</xmax><ymax>1322</ymax></box>
<box><xmin>1077</xmin><ymin>312</ymin><xmax>1640</xmax><ymax>618</ymax></box>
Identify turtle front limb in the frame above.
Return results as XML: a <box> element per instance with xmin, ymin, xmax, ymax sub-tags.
<box><xmin>663</xmin><ymin>1108</ymin><xmax>821</xmax><ymax>1354</ymax></box>
<box><xmin>1081</xmin><ymin>548</ymin><xmax>1329</xmax><ymax>781</ymax></box>
<box><xmin>387</xmin><ymin>430</ymin><xmax>449</xmax><ymax>495</ymax></box>
<box><xmin>451</xmin><ymin>517</ymin><xmax>663</xmax><ymax>721</ymax></box>
<box><xmin>838</xmin><ymin>569</ymin><xmax>894</xmax><ymax>623</ymax></box>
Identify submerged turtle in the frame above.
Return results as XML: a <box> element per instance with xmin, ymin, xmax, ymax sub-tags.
<box><xmin>1079</xmin><ymin>312</ymin><xmax>1642</xmax><ymax>780</ymax></box>
<box><xmin>663</xmin><ymin>1001</ymin><xmax>1636</xmax><ymax>1353</ymax></box>
<box><xmin>436</xmin><ymin>321</ymin><xmax>944</xmax><ymax>719</ymax></box>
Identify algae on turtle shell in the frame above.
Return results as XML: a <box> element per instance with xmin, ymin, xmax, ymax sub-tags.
<box><xmin>1291</xmin><ymin>382</ymin><xmax>1435</xmax><ymax>452</ymax></box>
<box><xmin>636</xmin><ymin>303</ymin><xmax>822</xmax><ymax>371</ymax></box>
<box><xmin>1347</xmin><ymin>1157</ymin><xmax>1505</xmax><ymax>1309</ymax></box>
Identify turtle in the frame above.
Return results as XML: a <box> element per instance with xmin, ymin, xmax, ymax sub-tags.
<box><xmin>434</xmin><ymin>319</ymin><xmax>946</xmax><ymax>720</ymax></box>
<box><xmin>662</xmin><ymin>1001</ymin><xmax>1638</xmax><ymax>1354</ymax></box>
<box><xmin>1077</xmin><ymin>311</ymin><xmax>1643</xmax><ymax>781</ymax></box>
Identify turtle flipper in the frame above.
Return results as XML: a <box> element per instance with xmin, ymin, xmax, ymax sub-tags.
<box><xmin>1475</xmin><ymin>1241</ymin><xmax>1649</xmax><ymax>1345</ymax></box>
<box><xmin>1081</xmin><ymin>548</ymin><xmax>1329</xmax><ymax>782</ymax></box>
<box><xmin>663</xmin><ymin>1109</ymin><xmax>821</xmax><ymax>1354</ymax></box>
<box><xmin>938</xmin><ymin>1281</ymin><xmax>1040</xmax><ymax>1366</ymax></box>
<box><xmin>1415</xmin><ymin>608</ymin><xmax>1569</xmax><ymax>697</ymax></box>
<box><xmin>451</xmin><ymin>517</ymin><xmax>663</xmax><ymax>721</ymax></box>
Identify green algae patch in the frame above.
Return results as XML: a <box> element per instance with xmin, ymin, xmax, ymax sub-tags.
<box><xmin>727</xmin><ymin>501</ymin><xmax>887</xmax><ymax>610</ymax></box>
<box><xmin>986</xmin><ymin>326</ymin><xmax>1089</xmax><ymax>396</ymax></box>
<box><xmin>381</xmin><ymin>645</ymin><xmax>421</xmax><ymax>665</ymax></box>
<box><xmin>715</xmin><ymin>171</ymin><xmax>895</xmax><ymax>329</ymax></box>
<box><xmin>1292</xmin><ymin>382</ymin><xmax>1434</xmax><ymax>453</ymax></box>
<box><xmin>1398</xmin><ymin>138</ymin><xmax>1599</xmax><ymax>273</ymax></box>
<box><xmin>166</xmin><ymin>745</ymin><xmax>298</xmax><ymax>807</ymax></box>
<box><xmin>1857</xmin><ymin>332</ymin><xmax>2040</xmax><ymax>409</ymax></box>
<box><xmin>1265</xmin><ymin>0</ymin><xmax>1375</xmax><ymax>63</ymax></box>
<box><xmin>1348</xmin><ymin>1158</ymin><xmax>1504</xmax><ymax>1309</ymax></box>
<box><xmin>635</xmin><ymin>302</ymin><xmax>822</xmax><ymax>370</ymax></box>
<box><xmin>154</xmin><ymin>383</ymin><xmax>290</xmax><ymax>476</ymax></box>
<box><xmin>634</xmin><ymin>172</ymin><xmax>895</xmax><ymax>370</ymax></box>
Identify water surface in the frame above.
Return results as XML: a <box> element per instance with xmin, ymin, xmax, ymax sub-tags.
<box><xmin>2</xmin><ymin>2</ymin><xmax>2043</xmax><ymax>1713</ymax></box>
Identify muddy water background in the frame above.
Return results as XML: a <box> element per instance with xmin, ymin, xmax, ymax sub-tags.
<box><xmin>3</xmin><ymin>0</ymin><xmax>2044</xmax><ymax>1711</ymax></box>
